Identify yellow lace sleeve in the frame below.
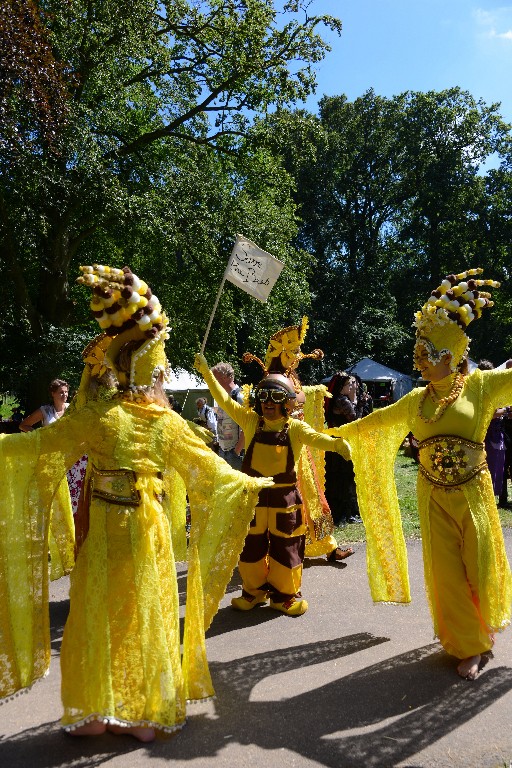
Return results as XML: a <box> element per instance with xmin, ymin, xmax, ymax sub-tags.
<box><xmin>48</xmin><ymin>478</ymin><xmax>75</xmax><ymax>580</ymax></box>
<box><xmin>331</xmin><ymin>396</ymin><xmax>415</xmax><ymax>603</ymax></box>
<box><xmin>186</xmin><ymin>419</ymin><xmax>214</xmax><ymax>443</ymax></box>
<box><xmin>166</xmin><ymin>420</ymin><xmax>271</xmax><ymax>700</ymax></box>
<box><xmin>302</xmin><ymin>385</ymin><xmax>328</xmax><ymax>488</ymax></box>
<box><xmin>162</xmin><ymin>467</ymin><xmax>188</xmax><ymax>563</ymax></box>
<box><xmin>0</xmin><ymin>419</ymin><xmax>88</xmax><ymax>700</ymax></box>
<box><xmin>476</xmin><ymin>368</ymin><xmax>512</xmax><ymax>436</ymax></box>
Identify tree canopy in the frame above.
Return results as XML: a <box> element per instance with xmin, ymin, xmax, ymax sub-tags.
<box><xmin>0</xmin><ymin>0</ymin><xmax>340</xmax><ymax>403</ymax></box>
<box><xmin>261</xmin><ymin>88</ymin><xmax>512</xmax><ymax>377</ymax></box>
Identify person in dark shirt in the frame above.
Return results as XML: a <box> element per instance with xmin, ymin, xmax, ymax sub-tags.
<box><xmin>324</xmin><ymin>372</ymin><xmax>372</xmax><ymax>524</ymax></box>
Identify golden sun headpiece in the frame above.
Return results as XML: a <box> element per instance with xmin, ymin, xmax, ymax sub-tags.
<box><xmin>77</xmin><ymin>264</ymin><xmax>170</xmax><ymax>388</ymax></box>
<box><xmin>243</xmin><ymin>317</ymin><xmax>324</xmax><ymax>405</ymax></box>
<box><xmin>263</xmin><ymin>317</ymin><xmax>324</xmax><ymax>372</ymax></box>
<box><xmin>413</xmin><ymin>268</ymin><xmax>500</xmax><ymax>371</ymax></box>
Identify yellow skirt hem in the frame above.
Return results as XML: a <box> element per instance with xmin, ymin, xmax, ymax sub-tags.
<box><xmin>186</xmin><ymin>694</ymin><xmax>216</xmax><ymax>705</ymax></box>
<box><xmin>62</xmin><ymin>713</ymin><xmax>186</xmax><ymax>734</ymax></box>
<box><xmin>0</xmin><ymin>668</ymin><xmax>50</xmax><ymax>705</ymax></box>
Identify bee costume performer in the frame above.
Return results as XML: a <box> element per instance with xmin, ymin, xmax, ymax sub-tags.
<box><xmin>195</xmin><ymin>342</ymin><xmax>350</xmax><ymax>617</ymax></box>
<box><xmin>0</xmin><ymin>265</ymin><xmax>271</xmax><ymax>740</ymax></box>
<box><xmin>263</xmin><ymin>318</ymin><xmax>353</xmax><ymax>561</ymax></box>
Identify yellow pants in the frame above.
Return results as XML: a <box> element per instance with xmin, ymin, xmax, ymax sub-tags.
<box><xmin>238</xmin><ymin>504</ymin><xmax>306</xmax><ymax>602</ymax></box>
<box><xmin>428</xmin><ymin>486</ymin><xmax>493</xmax><ymax>658</ymax></box>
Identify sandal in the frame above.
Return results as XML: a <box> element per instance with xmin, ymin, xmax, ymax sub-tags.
<box><xmin>327</xmin><ymin>546</ymin><xmax>354</xmax><ymax>562</ymax></box>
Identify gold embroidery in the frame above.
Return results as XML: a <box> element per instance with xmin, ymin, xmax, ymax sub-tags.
<box><xmin>90</xmin><ymin>465</ymin><xmax>141</xmax><ymax>506</ymax></box>
<box><xmin>418</xmin><ymin>435</ymin><xmax>486</xmax><ymax>487</ymax></box>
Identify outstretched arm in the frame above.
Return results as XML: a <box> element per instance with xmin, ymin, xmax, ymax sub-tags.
<box><xmin>294</xmin><ymin>419</ymin><xmax>351</xmax><ymax>460</ymax></box>
<box><xmin>194</xmin><ymin>353</ymin><xmax>252</xmax><ymax>433</ymax></box>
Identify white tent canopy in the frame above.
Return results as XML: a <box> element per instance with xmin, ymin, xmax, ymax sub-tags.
<box><xmin>163</xmin><ymin>368</ymin><xmax>206</xmax><ymax>391</ymax></box>
<box><xmin>346</xmin><ymin>357</ymin><xmax>414</xmax><ymax>402</ymax></box>
<box><xmin>163</xmin><ymin>368</ymin><xmax>211</xmax><ymax>419</ymax></box>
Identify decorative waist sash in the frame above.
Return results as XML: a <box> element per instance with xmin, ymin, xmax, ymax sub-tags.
<box><xmin>418</xmin><ymin>435</ymin><xmax>487</xmax><ymax>488</ymax></box>
<box><xmin>90</xmin><ymin>465</ymin><xmax>141</xmax><ymax>506</ymax></box>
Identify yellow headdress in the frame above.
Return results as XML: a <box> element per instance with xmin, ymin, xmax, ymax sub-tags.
<box><xmin>242</xmin><ymin>318</ymin><xmax>324</xmax><ymax>407</ymax></box>
<box><xmin>413</xmin><ymin>268</ymin><xmax>500</xmax><ymax>371</ymax></box>
<box><xmin>264</xmin><ymin>317</ymin><xmax>324</xmax><ymax>372</ymax></box>
<box><xmin>77</xmin><ymin>264</ymin><xmax>170</xmax><ymax>388</ymax></box>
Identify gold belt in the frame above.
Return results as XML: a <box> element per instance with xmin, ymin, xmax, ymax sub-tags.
<box><xmin>418</xmin><ymin>435</ymin><xmax>487</xmax><ymax>488</ymax></box>
<box><xmin>90</xmin><ymin>465</ymin><xmax>141</xmax><ymax>506</ymax></box>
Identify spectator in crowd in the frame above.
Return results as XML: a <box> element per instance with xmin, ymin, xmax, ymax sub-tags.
<box><xmin>195</xmin><ymin>396</ymin><xmax>218</xmax><ymax>439</ymax></box>
<box><xmin>499</xmin><ymin>409</ymin><xmax>512</xmax><ymax>507</ymax></box>
<box><xmin>210</xmin><ymin>361</ymin><xmax>245</xmax><ymax>469</ymax></box>
<box><xmin>478</xmin><ymin>360</ymin><xmax>508</xmax><ymax>497</ymax></box>
<box><xmin>497</xmin><ymin>360</ymin><xmax>512</xmax><ymax>507</ymax></box>
<box><xmin>19</xmin><ymin>378</ymin><xmax>70</xmax><ymax>432</ymax></box>
<box><xmin>324</xmin><ymin>372</ymin><xmax>372</xmax><ymax>525</ymax></box>
<box><xmin>19</xmin><ymin>379</ymin><xmax>88</xmax><ymax>516</ymax></box>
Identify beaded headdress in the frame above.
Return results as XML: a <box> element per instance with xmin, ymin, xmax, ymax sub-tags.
<box><xmin>77</xmin><ymin>264</ymin><xmax>170</xmax><ymax>388</ymax></box>
<box><xmin>413</xmin><ymin>268</ymin><xmax>500</xmax><ymax>372</ymax></box>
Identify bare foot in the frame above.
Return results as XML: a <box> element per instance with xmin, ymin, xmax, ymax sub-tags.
<box><xmin>107</xmin><ymin>724</ymin><xmax>156</xmax><ymax>742</ymax></box>
<box><xmin>69</xmin><ymin>720</ymin><xmax>107</xmax><ymax>736</ymax></box>
<box><xmin>457</xmin><ymin>655</ymin><xmax>481</xmax><ymax>680</ymax></box>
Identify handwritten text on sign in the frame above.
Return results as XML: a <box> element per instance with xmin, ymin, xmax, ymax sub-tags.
<box><xmin>225</xmin><ymin>235</ymin><xmax>284</xmax><ymax>303</ymax></box>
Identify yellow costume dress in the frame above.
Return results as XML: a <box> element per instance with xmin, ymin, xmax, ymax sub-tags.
<box><xmin>299</xmin><ymin>385</ymin><xmax>339</xmax><ymax>557</ymax></box>
<box><xmin>334</xmin><ymin>367</ymin><xmax>512</xmax><ymax>658</ymax></box>
<box><xmin>259</xmin><ymin>319</ymin><xmax>339</xmax><ymax>558</ymax></box>
<box><xmin>0</xmin><ymin>396</ymin><xmax>269</xmax><ymax>732</ymax></box>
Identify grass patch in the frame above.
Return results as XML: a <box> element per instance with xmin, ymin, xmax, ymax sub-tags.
<box><xmin>336</xmin><ymin>450</ymin><xmax>512</xmax><ymax>545</ymax></box>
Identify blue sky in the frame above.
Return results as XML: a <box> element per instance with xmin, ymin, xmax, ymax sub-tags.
<box><xmin>302</xmin><ymin>1</ymin><xmax>512</xmax><ymax>123</ymax></box>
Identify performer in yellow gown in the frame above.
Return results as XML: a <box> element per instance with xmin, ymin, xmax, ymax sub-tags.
<box><xmin>329</xmin><ymin>269</ymin><xmax>512</xmax><ymax>680</ymax></box>
<box><xmin>262</xmin><ymin>318</ymin><xmax>354</xmax><ymax>561</ymax></box>
<box><xmin>0</xmin><ymin>265</ymin><xmax>271</xmax><ymax>741</ymax></box>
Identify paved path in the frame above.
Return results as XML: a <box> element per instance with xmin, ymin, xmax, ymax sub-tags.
<box><xmin>1</xmin><ymin>537</ymin><xmax>512</xmax><ymax>768</ymax></box>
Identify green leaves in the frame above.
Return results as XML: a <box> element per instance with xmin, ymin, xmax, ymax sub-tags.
<box><xmin>266</xmin><ymin>88</ymin><xmax>512</xmax><ymax>374</ymax></box>
<box><xmin>0</xmin><ymin>0</ymin><xmax>338</xmax><ymax>403</ymax></box>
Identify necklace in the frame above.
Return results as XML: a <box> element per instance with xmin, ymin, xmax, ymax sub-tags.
<box><xmin>418</xmin><ymin>374</ymin><xmax>465</xmax><ymax>424</ymax></box>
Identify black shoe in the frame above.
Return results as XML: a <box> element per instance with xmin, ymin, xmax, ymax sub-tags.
<box><xmin>499</xmin><ymin>500</ymin><xmax>512</xmax><ymax>509</ymax></box>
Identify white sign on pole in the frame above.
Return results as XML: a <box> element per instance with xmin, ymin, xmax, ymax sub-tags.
<box><xmin>224</xmin><ymin>234</ymin><xmax>285</xmax><ymax>303</ymax></box>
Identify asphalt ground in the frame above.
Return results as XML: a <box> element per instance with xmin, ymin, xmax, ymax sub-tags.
<box><xmin>1</xmin><ymin>535</ymin><xmax>512</xmax><ymax>768</ymax></box>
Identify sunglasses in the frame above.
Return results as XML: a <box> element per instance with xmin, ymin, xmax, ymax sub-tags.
<box><xmin>256</xmin><ymin>388</ymin><xmax>292</xmax><ymax>404</ymax></box>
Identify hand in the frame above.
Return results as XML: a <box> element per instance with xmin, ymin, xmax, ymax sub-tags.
<box><xmin>194</xmin><ymin>352</ymin><xmax>209</xmax><ymax>376</ymax></box>
<box><xmin>336</xmin><ymin>438</ymin><xmax>351</xmax><ymax>461</ymax></box>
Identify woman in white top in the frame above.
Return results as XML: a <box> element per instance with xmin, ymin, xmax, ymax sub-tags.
<box><xmin>20</xmin><ymin>379</ymin><xmax>87</xmax><ymax>515</ymax></box>
<box><xmin>20</xmin><ymin>378</ymin><xmax>70</xmax><ymax>429</ymax></box>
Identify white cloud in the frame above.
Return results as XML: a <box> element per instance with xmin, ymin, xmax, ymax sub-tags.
<box><xmin>474</xmin><ymin>7</ymin><xmax>512</xmax><ymax>41</ymax></box>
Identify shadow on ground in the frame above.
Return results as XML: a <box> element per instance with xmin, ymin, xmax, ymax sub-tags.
<box><xmin>2</xmin><ymin>633</ymin><xmax>511</xmax><ymax>768</ymax></box>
